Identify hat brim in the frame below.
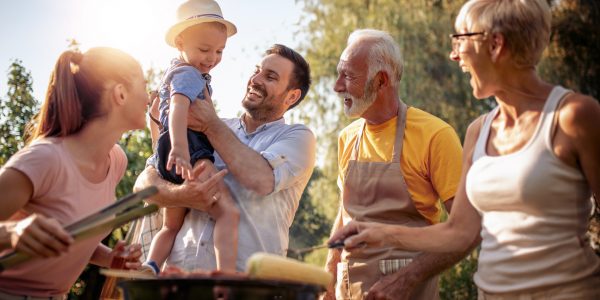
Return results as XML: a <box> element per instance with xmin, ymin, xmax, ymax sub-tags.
<box><xmin>165</xmin><ymin>17</ymin><xmax>237</xmax><ymax>47</ymax></box>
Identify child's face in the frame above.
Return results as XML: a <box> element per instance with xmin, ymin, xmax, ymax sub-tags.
<box><xmin>177</xmin><ymin>23</ymin><xmax>227</xmax><ymax>74</ymax></box>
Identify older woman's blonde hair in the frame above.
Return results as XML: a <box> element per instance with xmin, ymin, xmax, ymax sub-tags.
<box><xmin>455</xmin><ymin>0</ymin><xmax>551</xmax><ymax>68</ymax></box>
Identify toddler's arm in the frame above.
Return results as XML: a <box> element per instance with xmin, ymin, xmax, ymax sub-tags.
<box><xmin>167</xmin><ymin>94</ymin><xmax>193</xmax><ymax>180</ymax></box>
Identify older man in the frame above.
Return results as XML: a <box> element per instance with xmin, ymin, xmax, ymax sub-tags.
<box><xmin>323</xmin><ymin>29</ymin><xmax>468</xmax><ymax>299</ymax></box>
<box><xmin>135</xmin><ymin>44</ymin><xmax>315</xmax><ymax>271</ymax></box>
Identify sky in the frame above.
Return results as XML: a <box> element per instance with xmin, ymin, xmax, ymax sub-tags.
<box><xmin>0</xmin><ymin>0</ymin><xmax>305</xmax><ymax>118</ymax></box>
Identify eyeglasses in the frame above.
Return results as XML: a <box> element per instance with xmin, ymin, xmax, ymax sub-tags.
<box><xmin>449</xmin><ymin>31</ymin><xmax>486</xmax><ymax>52</ymax></box>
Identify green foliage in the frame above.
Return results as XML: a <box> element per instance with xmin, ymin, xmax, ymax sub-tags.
<box><xmin>0</xmin><ymin>60</ymin><xmax>38</xmax><ymax>165</ymax></box>
<box><xmin>539</xmin><ymin>0</ymin><xmax>600</xmax><ymax>101</ymax></box>
<box><xmin>67</xmin><ymin>39</ymin><xmax>81</xmax><ymax>52</ymax></box>
<box><xmin>439</xmin><ymin>250</ymin><xmax>479</xmax><ymax>300</ymax></box>
<box><xmin>288</xmin><ymin>168</ymin><xmax>336</xmax><ymax>263</ymax></box>
<box><xmin>116</xmin><ymin>130</ymin><xmax>154</xmax><ymax>198</ymax></box>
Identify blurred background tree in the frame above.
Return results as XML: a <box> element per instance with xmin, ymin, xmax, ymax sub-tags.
<box><xmin>539</xmin><ymin>0</ymin><xmax>599</xmax><ymax>100</ymax></box>
<box><xmin>0</xmin><ymin>60</ymin><xmax>38</xmax><ymax>165</ymax></box>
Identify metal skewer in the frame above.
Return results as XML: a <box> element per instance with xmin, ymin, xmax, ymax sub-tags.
<box><xmin>287</xmin><ymin>241</ymin><xmax>346</xmax><ymax>256</ymax></box>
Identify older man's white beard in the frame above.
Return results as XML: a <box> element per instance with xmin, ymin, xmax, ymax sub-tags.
<box><xmin>342</xmin><ymin>88</ymin><xmax>377</xmax><ymax>118</ymax></box>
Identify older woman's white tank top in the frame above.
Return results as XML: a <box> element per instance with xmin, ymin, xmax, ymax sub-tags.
<box><xmin>466</xmin><ymin>86</ymin><xmax>600</xmax><ymax>293</ymax></box>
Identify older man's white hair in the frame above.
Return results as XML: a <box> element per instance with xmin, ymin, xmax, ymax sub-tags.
<box><xmin>347</xmin><ymin>29</ymin><xmax>403</xmax><ymax>87</ymax></box>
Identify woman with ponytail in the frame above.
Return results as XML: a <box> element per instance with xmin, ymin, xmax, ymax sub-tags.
<box><xmin>0</xmin><ymin>47</ymin><xmax>149</xmax><ymax>298</ymax></box>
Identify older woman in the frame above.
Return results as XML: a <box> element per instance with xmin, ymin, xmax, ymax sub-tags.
<box><xmin>0</xmin><ymin>47</ymin><xmax>149</xmax><ymax>298</ymax></box>
<box><xmin>331</xmin><ymin>0</ymin><xmax>600</xmax><ymax>298</ymax></box>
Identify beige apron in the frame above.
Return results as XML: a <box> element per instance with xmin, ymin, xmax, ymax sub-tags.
<box><xmin>336</xmin><ymin>103</ymin><xmax>439</xmax><ymax>300</ymax></box>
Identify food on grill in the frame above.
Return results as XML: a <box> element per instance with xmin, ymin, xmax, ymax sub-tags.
<box><xmin>159</xmin><ymin>266</ymin><xmax>248</xmax><ymax>279</ymax></box>
<box><xmin>246</xmin><ymin>252</ymin><xmax>333</xmax><ymax>288</ymax></box>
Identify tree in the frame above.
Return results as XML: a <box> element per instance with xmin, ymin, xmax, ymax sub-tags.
<box><xmin>0</xmin><ymin>60</ymin><xmax>38</xmax><ymax>165</ymax></box>
<box><xmin>539</xmin><ymin>0</ymin><xmax>600</xmax><ymax>101</ymax></box>
<box><xmin>288</xmin><ymin>168</ymin><xmax>336</xmax><ymax>262</ymax></box>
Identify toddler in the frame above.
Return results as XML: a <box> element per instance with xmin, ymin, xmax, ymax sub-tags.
<box><xmin>144</xmin><ymin>0</ymin><xmax>239</xmax><ymax>274</ymax></box>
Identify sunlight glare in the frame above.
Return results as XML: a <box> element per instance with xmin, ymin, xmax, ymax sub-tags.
<box><xmin>80</xmin><ymin>0</ymin><xmax>176</xmax><ymax>57</ymax></box>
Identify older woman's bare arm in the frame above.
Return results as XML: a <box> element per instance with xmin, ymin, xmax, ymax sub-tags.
<box><xmin>558</xmin><ymin>94</ymin><xmax>600</xmax><ymax>202</ymax></box>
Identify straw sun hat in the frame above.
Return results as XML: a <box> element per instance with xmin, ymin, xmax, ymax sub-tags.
<box><xmin>165</xmin><ymin>0</ymin><xmax>237</xmax><ymax>47</ymax></box>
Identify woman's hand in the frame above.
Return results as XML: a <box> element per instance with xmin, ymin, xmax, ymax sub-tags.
<box><xmin>108</xmin><ymin>240</ymin><xmax>142</xmax><ymax>270</ymax></box>
<box><xmin>328</xmin><ymin>221</ymin><xmax>388</xmax><ymax>250</ymax></box>
<box><xmin>8</xmin><ymin>213</ymin><xmax>73</xmax><ymax>257</ymax></box>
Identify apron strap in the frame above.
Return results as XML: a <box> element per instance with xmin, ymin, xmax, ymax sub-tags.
<box><xmin>350</xmin><ymin>101</ymin><xmax>407</xmax><ymax>163</ymax></box>
<box><xmin>350</xmin><ymin>122</ymin><xmax>364</xmax><ymax>161</ymax></box>
<box><xmin>392</xmin><ymin>102</ymin><xmax>407</xmax><ymax>163</ymax></box>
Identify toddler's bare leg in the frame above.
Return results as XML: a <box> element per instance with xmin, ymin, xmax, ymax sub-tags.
<box><xmin>209</xmin><ymin>191</ymin><xmax>239</xmax><ymax>272</ymax></box>
<box><xmin>146</xmin><ymin>207</ymin><xmax>188</xmax><ymax>269</ymax></box>
<box><xmin>194</xmin><ymin>159</ymin><xmax>240</xmax><ymax>271</ymax></box>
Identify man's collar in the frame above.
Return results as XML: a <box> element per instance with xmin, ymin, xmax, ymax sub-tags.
<box><xmin>238</xmin><ymin>113</ymin><xmax>285</xmax><ymax>135</ymax></box>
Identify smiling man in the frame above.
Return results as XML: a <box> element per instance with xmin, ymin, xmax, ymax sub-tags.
<box><xmin>135</xmin><ymin>44</ymin><xmax>315</xmax><ymax>272</ymax></box>
<box><xmin>323</xmin><ymin>29</ymin><xmax>467</xmax><ymax>300</ymax></box>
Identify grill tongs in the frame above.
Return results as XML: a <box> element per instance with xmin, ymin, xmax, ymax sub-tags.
<box><xmin>0</xmin><ymin>186</ymin><xmax>159</xmax><ymax>272</ymax></box>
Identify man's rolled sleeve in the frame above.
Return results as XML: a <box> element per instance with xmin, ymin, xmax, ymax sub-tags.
<box><xmin>259</xmin><ymin>125</ymin><xmax>316</xmax><ymax>194</ymax></box>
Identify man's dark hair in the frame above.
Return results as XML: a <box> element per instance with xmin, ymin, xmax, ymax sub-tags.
<box><xmin>265</xmin><ymin>44</ymin><xmax>311</xmax><ymax>110</ymax></box>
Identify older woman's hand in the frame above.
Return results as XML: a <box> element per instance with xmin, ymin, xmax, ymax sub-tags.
<box><xmin>328</xmin><ymin>221</ymin><xmax>388</xmax><ymax>250</ymax></box>
<box><xmin>9</xmin><ymin>213</ymin><xmax>73</xmax><ymax>258</ymax></box>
